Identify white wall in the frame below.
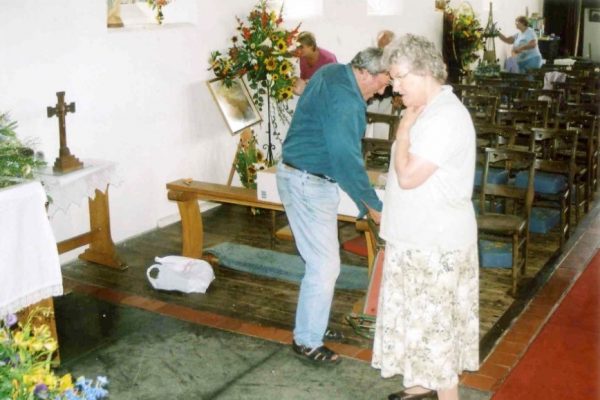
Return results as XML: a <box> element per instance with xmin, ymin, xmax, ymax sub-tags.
<box><xmin>583</xmin><ymin>8</ymin><xmax>600</xmax><ymax>62</ymax></box>
<box><xmin>0</xmin><ymin>0</ymin><xmax>541</xmax><ymax>263</ymax></box>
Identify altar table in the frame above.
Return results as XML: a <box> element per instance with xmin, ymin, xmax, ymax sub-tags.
<box><xmin>40</xmin><ymin>159</ymin><xmax>126</xmax><ymax>270</ymax></box>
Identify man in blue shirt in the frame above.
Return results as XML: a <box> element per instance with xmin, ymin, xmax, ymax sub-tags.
<box><xmin>276</xmin><ymin>47</ymin><xmax>389</xmax><ymax>365</ymax></box>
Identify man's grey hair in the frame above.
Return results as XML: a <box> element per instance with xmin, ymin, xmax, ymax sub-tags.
<box><xmin>383</xmin><ymin>34</ymin><xmax>447</xmax><ymax>83</ymax></box>
<box><xmin>350</xmin><ymin>47</ymin><xmax>386</xmax><ymax>75</ymax></box>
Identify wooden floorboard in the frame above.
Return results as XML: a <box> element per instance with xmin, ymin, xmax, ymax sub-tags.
<box><xmin>61</xmin><ymin>203</ymin><xmax>564</xmax><ymax>355</ymax></box>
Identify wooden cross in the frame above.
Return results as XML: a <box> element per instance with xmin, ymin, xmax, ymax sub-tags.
<box><xmin>47</xmin><ymin>91</ymin><xmax>83</xmax><ymax>173</ymax></box>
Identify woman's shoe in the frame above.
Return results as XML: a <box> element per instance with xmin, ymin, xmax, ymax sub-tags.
<box><xmin>388</xmin><ymin>389</ymin><xmax>438</xmax><ymax>400</ymax></box>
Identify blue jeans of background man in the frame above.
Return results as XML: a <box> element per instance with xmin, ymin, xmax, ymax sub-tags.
<box><xmin>276</xmin><ymin>162</ymin><xmax>341</xmax><ymax>349</ymax></box>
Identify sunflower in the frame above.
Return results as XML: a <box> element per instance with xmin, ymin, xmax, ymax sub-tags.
<box><xmin>275</xmin><ymin>39</ymin><xmax>287</xmax><ymax>53</ymax></box>
<box><xmin>265</xmin><ymin>57</ymin><xmax>277</xmax><ymax>71</ymax></box>
<box><xmin>279</xmin><ymin>60</ymin><xmax>292</xmax><ymax>75</ymax></box>
<box><xmin>277</xmin><ymin>88</ymin><xmax>294</xmax><ymax>101</ymax></box>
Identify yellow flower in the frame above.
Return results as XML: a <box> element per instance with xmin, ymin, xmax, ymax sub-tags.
<box><xmin>59</xmin><ymin>374</ymin><xmax>73</xmax><ymax>392</ymax></box>
<box><xmin>44</xmin><ymin>338</ymin><xmax>58</xmax><ymax>352</ymax></box>
<box><xmin>13</xmin><ymin>331</ymin><xmax>27</xmax><ymax>347</ymax></box>
<box><xmin>279</xmin><ymin>60</ymin><xmax>292</xmax><ymax>75</ymax></box>
<box><xmin>28</xmin><ymin>339</ymin><xmax>44</xmax><ymax>352</ymax></box>
<box><xmin>256</xmin><ymin>50</ymin><xmax>264</xmax><ymax>58</ymax></box>
<box><xmin>275</xmin><ymin>39</ymin><xmax>287</xmax><ymax>53</ymax></box>
<box><xmin>278</xmin><ymin>88</ymin><xmax>293</xmax><ymax>101</ymax></box>
<box><xmin>265</xmin><ymin>57</ymin><xmax>276</xmax><ymax>71</ymax></box>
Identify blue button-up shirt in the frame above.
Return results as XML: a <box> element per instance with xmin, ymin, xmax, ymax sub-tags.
<box><xmin>282</xmin><ymin>63</ymin><xmax>383</xmax><ymax>217</ymax></box>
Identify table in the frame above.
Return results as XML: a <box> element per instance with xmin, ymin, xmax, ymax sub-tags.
<box><xmin>0</xmin><ymin>181</ymin><xmax>63</xmax><ymax>315</ymax></box>
<box><xmin>40</xmin><ymin>159</ymin><xmax>126</xmax><ymax>270</ymax></box>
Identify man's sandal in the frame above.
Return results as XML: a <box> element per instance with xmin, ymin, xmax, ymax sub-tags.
<box><xmin>323</xmin><ymin>327</ymin><xmax>344</xmax><ymax>342</ymax></box>
<box><xmin>292</xmin><ymin>340</ymin><xmax>341</xmax><ymax>365</ymax></box>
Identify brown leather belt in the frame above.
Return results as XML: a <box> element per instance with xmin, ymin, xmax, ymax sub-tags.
<box><xmin>283</xmin><ymin>161</ymin><xmax>336</xmax><ymax>183</ymax></box>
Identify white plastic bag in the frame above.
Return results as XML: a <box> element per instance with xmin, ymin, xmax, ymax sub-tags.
<box><xmin>146</xmin><ymin>255</ymin><xmax>215</xmax><ymax>294</ymax></box>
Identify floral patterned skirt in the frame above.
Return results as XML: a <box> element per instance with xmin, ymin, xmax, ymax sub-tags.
<box><xmin>371</xmin><ymin>242</ymin><xmax>480</xmax><ymax>390</ymax></box>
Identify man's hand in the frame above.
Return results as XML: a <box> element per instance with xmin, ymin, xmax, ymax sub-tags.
<box><xmin>363</xmin><ymin>202</ymin><xmax>381</xmax><ymax>224</ymax></box>
<box><xmin>293</xmin><ymin>78</ymin><xmax>307</xmax><ymax>95</ymax></box>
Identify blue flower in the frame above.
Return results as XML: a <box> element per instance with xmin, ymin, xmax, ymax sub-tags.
<box><xmin>3</xmin><ymin>313</ymin><xmax>17</xmax><ymax>327</ymax></box>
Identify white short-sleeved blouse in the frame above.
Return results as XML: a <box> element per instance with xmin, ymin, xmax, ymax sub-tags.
<box><xmin>380</xmin><ymin>86</ymin><xmax>477</xmax><ymax>250</ymax></box>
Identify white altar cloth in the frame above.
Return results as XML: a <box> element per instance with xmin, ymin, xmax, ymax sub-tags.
<box><xmin>39</xmin><ymin>159</ymin><xmax>119</xmax><ymax>217</ymax></box>
<box><xmin>0</xmin><ymin>181</ymin><xmax>63</xmax><ymax>316</ymax></box>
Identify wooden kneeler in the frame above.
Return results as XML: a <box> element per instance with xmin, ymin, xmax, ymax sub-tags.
<box><xmin>346</xmin><ymin>218</ymin><xmax>385</xmax><ymax>339</ymax></box>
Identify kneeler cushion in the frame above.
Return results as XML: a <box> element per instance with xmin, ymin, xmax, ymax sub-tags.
<box><xmin>474</xmin><ymin>166</ymin><xmax>510</xmax><ymax>187</ymax></box>
<box><xmin>478</xmin><ymin>239</ymin><xmax>512</xmax><ymax>268</ymax></box>
<box><xmin>515</xmin><ymin>170</ymin><xmax>567</xmax><ymax>194</ymax></box>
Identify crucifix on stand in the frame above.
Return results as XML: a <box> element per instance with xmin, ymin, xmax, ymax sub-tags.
<box><xmin>47</xmin><ymin>91</ymin><xmax>83</xmax><ymax>173</ymax></box>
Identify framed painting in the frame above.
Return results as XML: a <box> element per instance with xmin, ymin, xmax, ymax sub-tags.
<box><xmin>590</xmin><ymin>9</ymin><xmax>600</xmax><ymax>23</ymax></box>
<box><xmin>207</xmin><ymin>77</ymin><xmax>262</xmax><ymax>134</ymax></box>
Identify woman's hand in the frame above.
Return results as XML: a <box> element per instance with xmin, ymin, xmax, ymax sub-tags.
<box><xmin>396</xmin><ymin>105</ymin><xmax>424</xmax><ymax>140</ymax></box>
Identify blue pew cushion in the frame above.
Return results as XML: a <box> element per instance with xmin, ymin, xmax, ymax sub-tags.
<box><xmin>514</xmin><ymin>170</ymin><xmax>567</xmax><ymax>194</ymax></box>
<box><xmin>529</xmin><ymin>207</ymin><xmax>561</xmax><ymax>234</ymax></box>
<box><xmin>474</xmin><ymin>166</ymin><xmax>510</xmax><ymax>187</ymax></box>
<box><xmin>478</xmin><ymin>240</ymin><xmax>512</xmax><ymax>268</ymax></box>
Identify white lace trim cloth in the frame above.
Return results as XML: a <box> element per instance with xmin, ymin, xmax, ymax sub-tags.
<box><xmin>0</xmin><ymin>181</ymin><xmax>63</xmax><ymax>316</ymax></box>
<box><xmin>39</xmin><ymin>159</ymin><xmax>122</xmax><ymax>217</ymax></box>
<box><xmin>0</xmin><ymin>285</ymin><xmax>64</xmax><ymax>317</ymax></box>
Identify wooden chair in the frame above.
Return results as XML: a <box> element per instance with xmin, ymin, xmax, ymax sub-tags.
<box><xmin>553</xmin><ymin>113</ymin><xmax>598</xmax><ymax>211</ymax></box>
<box><xmin>477</xmin><ymin>147</ymin><xmax>536</xmax><ymax>296</ymax></box>
<box><xmin>347</xmin><ymin>217</ymin><xmax>385</xmax><ymax>339</ymax></box>
<box><xmin>526</xmin><ymin>88</ymin><xmax>564</xmax><ymax>114</ymax></box>
<box><xmin>451</xmin><ymin>83</ymin><xmax>491</xmax><ymax>101</ymax></box>
<box><xmin>553</xmin><ymin>81</ymin><xmax>584</xmax><ymax>104</ymax></box>
<box><xmin>565</xmin><ymin>115</ymin><xmax>599</xmax><ymax>210</ymax></box>
<box><xmin>516</xmin><ymin>128</ymin><xmax>579</xmax><ymax>249</ymax></box>
<box><xmin>362</xmin><ymin>111</ymin><xmax>399</xmax><ymax>170</ymax></box>
<box><xmin>495</xmin><ymin>108</ymin><xmax>546</xmax><ymax>131</ymax></box>
<box><xmin>511</xmin><ymin>99</ymin><xmax>552</xmax><ymax>128</ymax></box>
<box><xmin>463</xmin><ymin>95</ymin><xmax>499</xmax><ymax>124</ymax></box>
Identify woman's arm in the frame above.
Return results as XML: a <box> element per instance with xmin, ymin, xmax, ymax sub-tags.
<box><xmin>512</xmin><ymin>39</ymin><xmax>537</xmax><ymax>54</ymax></box>
<box><xmin>498</xmin><ymin>32</ymin><xmax>515</xmax><ymax>45</ymax></box>
<box><xmin>394</xmin><ymin>106</ymin><xmax>438</xmax><ymax>189</ymax></box>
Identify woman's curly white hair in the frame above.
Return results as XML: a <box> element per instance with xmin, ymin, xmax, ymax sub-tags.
<box><xmin>383</xmin><ymin>33</ymin><xmax>448</xmax><ymax>83</ymax></box>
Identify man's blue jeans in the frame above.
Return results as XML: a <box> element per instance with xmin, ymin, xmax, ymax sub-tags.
<box><xmin>276</xmin><ymin>162</ymin><xmax>340</xmax><ymax>348</ymax></box>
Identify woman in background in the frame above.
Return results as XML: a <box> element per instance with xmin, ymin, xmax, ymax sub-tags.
<box><xmin>498</xmin><ymin>16</ymin><xmax>543</xmax><ymax>73</ymax></box>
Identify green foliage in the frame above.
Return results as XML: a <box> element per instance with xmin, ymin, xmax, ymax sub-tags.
<box><xmin>235</xmin><ymin>133</ymin><xmax>267</xmax><ymax>189</ymax></box>
<box><xmin>0</xmin><ymin>113</ymin><xmax>46</xmax><ymax>189</ymax></box>
<box><xmin>443</xmin><ymin>2</ymin><xmax>484</xmax><ymax>73</ymax></box>
<box><xmin>0</xmin><ymin>310</ymin><xmax>109</xmax><ymax>399</ymax></box>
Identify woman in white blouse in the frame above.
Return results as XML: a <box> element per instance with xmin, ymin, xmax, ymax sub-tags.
<box><xmin>370</xmin><ymin>34</ymin><xmax>479</xmax><ymax>400</ymax></box>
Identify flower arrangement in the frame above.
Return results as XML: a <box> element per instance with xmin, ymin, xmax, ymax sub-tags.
<box><xmin>0</xmin><ymin>113</ymin><xmax>46</xmax><ymax>189</ymax></box>
<box><xmin>0</xmin><ymin>309</ymin><xmax>109</xmax><ymax>399</ymax></box>
<box><xmin>234</xmin><ymin>130</ymin><xmax>267</xmax><ymax>189</ymax></box>
<box><xmin>146</xmin><ymin>0</ymin><xmax>171</xmax><ymax>24</ymax></box>
<box><xmin>208</xmin><ymin>0</ymin><xmax>300</xmax><ymax>164</ymax></box>
<box><xmin>443</xmin><ymin>2</ymin><xmax>484</xmax><ymax>76</ymax></box>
